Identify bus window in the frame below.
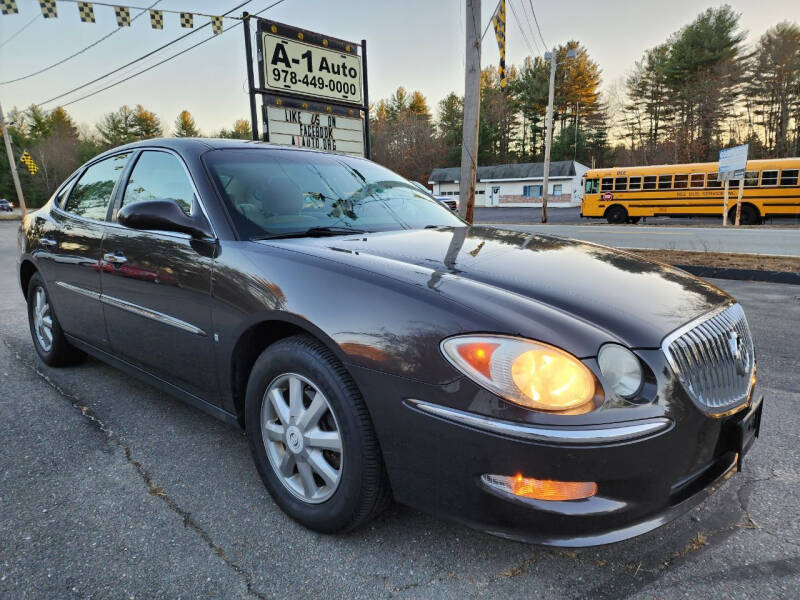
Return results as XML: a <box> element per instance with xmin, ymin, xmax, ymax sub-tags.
<box><xmin>674</xmin><ymin>174</ymin><xmax>689</xmax><ymax>189</ymax></box>
<box><xmin>707</xmin><ymin>173</ymin><xmax>722</xmax><ymax>188</ymax></box>
<box><xmin>614</xmin><ymin>177</ymin><xmax>627</xmax><ymax>191</ymax></box>
<box><xmin>690</xmin><ymin>173</ymin><xmax>705</xmax><ymax>188</ymax></box>
<box><xmin>658</xmin><ymin>175</ymin><xmax>672</xmax><ymax>189</ymax></box>
<box><xmin>744</xmin><ymin>171</ymin><xmax>759</xmax><ymax>187</ymax></box>
<box><xmin>643</xmin><ymin>175</ymin><xmax>657</xmax><ymax>190</ymax></box>
<box><xmin>585</xmin><ymin>178</ymin><xmax>599</xmax><ymax>194</ymax></box>
<box><xmin>601</xmin><ymin>178</ymin><xmax>613</xmax><ymax>191</ymax></box>
<box><xmin>761</xmin><ymin>170</ymin><xmax>778</xmax><ymax>186</ymax></box>
<box><xmin>629</xmin><ymin>176</ymin><xmax>642</xmax><ymax>190</ymax></box>
<box><xmin>780</xmin><ymin>169</ymin><xmax>799</xmax><ymax>186</ymax></box>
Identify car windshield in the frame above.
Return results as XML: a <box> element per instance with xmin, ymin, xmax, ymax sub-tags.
<box><xmin>203</xmin><ymin>148</ymin><xmax>464</xmax><ymax>239</ymax></box>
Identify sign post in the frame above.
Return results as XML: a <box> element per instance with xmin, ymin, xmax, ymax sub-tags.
<box><xmin>246</xmin><ymin>19</ymin><xmax>370</xmax><ymax>158</ymax></box>
<box><xmin>717</xmin><ymin>144</ymin><xmax>748</xmax><ymax>226</ymax></box>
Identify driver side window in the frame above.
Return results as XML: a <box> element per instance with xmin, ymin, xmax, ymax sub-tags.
<box><xmin>121</xmin><ymin>151</ymin><xmax>195</xmax><ymax>217</ymax></box>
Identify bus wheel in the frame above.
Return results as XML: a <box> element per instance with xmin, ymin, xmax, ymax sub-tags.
<box><xmin>729</xmin><ymin>204</ymin><xmax>761</xmax><ymax>225</ymax></box>
<box><xmin>629</xmin><ymin>217</ymin><xmax>641</xmax><ymax>224</ymax></box>
<box><xmin>605</xmin><ymin>205</ymin><xmax>628</xmax><ymax>224</ymax></box>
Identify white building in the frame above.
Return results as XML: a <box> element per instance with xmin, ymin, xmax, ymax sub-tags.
<box><xmin>429</xmin><ymin>160</ymin><xmax>589</xmax><ymax>207</ymax></box>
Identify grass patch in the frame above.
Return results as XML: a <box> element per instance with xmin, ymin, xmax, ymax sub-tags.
<box><xmin>630</xmin><ymin>249</ymin><xmax>800</xmax><ymax>273</ymax></box>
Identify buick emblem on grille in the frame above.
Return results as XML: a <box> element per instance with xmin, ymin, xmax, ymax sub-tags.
<box><xmin>728</xmin><ymin>330</ymin><xmax>742</xmax><ymax>360</ymax></box>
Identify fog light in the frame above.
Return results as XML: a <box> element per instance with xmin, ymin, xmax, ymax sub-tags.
<box><xmin>482</xmin><ymin>474</ymin><xmax>597</xmax><ymax>501</ymax></box>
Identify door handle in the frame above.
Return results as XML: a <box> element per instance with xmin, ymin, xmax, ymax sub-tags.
<box><xmin>40</xmin><ymin>238</ymin><xmax>57</xmax><ymax>249</ymax></box>
<box><xmin>103</xmin><ymin>252</ymin><xmax>127</xmax><ymax>265</ymax></box>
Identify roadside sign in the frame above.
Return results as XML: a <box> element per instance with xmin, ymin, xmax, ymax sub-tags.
<box><xmin>245</xmin><ymin>18</ymin><xmax>370</xmax><ymax>157</ymax></box>
<box><xmin>262</xmin><ymin>96</ymin><xmax>365</xmax><ymax>157</ymax></box>
<box><xmin>718</xmin><ymin>144</ymin><xmax>748</xmax><ymax>181</ymax></box>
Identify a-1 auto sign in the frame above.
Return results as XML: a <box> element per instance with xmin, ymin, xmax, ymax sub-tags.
<box><xmin>260</xmin><ymin>28</ymin><xmax>363</xmax><ymax>105</ymax></box>
<box><xmin>262</xmin><ymin>96</ymin><xmax>365</xmax><ymax>156</ymax></box>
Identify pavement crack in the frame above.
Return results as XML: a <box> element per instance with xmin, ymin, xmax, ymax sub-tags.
<box><xmin>4</xmin><ymin>340</ymin><xmax>267</xmax><ymax>600</ymax></box>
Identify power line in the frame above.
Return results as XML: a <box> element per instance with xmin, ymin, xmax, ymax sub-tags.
<box><xmin>55</xmin><ymin>0</ymin><xmax>288</xmax><ymax>108</ymax></box>
<box><xmin>507</xmin><ymin>0</ymin><xmax>536</xmax><ymax>58</ymax></box>
<box><xmin>517</xmin><ymin>0</ymin><xmax>541</xmax><ymax>55</ymax></box>
<box><xmin>1</xmin><ymin>1</ymin><xmax>161</xmax><ymax>85</ymax></box>
<box><xmin>0</xmin><ymin>13</ymin><xmax>40</xmax><ymax>51</ymax></box>
<box><xmin>56</xmin><ymin>0</ymin><xmax>245</xmax><ymax>21</ymax></box>
<box><xmin>38</xmin><ymin>0</ymin><xmax>254</xmax><ymax>106</ymax></box>
<box><xmin>481</xmin><ymin>0</ymin><xmax>501</xmax><ymax>41</ymax></box>
<box><xmin>528</xmin><ymin>0</ymin><xmax>548</xmax><ymax>50</ymax></box>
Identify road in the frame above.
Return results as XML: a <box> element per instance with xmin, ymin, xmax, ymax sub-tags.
<box><xmin>481</xmin><ymin>222</ymin><xmax>800</xmax><ymax>256</ymax></box>
<box><xmin>0</xmin><ymin>221</ymin><xmax>798</xmax><ymax>599</ymax></box>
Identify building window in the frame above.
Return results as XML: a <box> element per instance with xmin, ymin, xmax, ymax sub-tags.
<box><xmin>601</xmin><ymin>177</ymin><xmax>613</xmax><ymax>191</ymax></box>
<box><xmin>643</xmin><ymin>175</ymin><xmax>657</xmax><ymax>190</ymax></box>
<box><xmin>628</xmin><ymin>176</ymin><xmax>642</xmax><ymax>190</ymax></box>
<box><xmin>523</xmin><ymin>185</ymin><xmax>542</xmax><ymax>198</ymax></box>
<box><xmin>552</xmin><ymin>184</ymin><xmax>562</xmax><ymax>195</ymax></box>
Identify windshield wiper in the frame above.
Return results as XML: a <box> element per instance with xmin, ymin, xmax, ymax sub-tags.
<box><xmin>251</xmin><ymin>226</ymin><xmax>369</xmax><ymax>240</ymax></box>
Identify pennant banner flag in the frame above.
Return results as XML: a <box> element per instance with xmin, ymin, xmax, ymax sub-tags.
<box><xmin>1</xmin><ymin>1</ymin><xmax>18</xmax><ymax>15</ymax></box>
<box><xmin>492</xmin><ymin>0</ymin><xmax>507</xmax><ymax>88</ymax></box>
<box><xmin>211</xmin><ymin>15</ymin><xmax>223</xmax><ymax>35</ymax></box>
<box><xmin>179</xmin><ymin>12</ymin><xmax>192</xmax><ymax>28</ymax></box>
<box><xmin>20</xmin><ymin>151</ymin><xmax>39</xmax><ymax>175</ymax></box>
<box><xmin>149</xmin><ymin>9</ymin><xmax>163</xmax><ymax>29</ymax></box>
<box><xmin>78</xmin><ymin>2</ymin><xmax>95</xmax><ymax>23</ymax></box>
<box><xmin>39</xmin><ymin>0</ymin><xmax>57</xmax><ymax>18</ymax></box>
<box><xmin>114</xmin><ymin>5</ymin><xmax>130</xmax><ymax>26</ymax></box>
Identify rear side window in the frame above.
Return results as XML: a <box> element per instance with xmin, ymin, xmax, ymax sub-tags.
<box><xmin>643</xmin><ymin>175</ymin><xmax>657</xmax><ymax>190</ymax></box>
<box><xmin>674</xmin><ymin>174</ymin><xmax>688</xmax><ymax>189</ymax></box>
<box><xmin>628</xmin><ymin>176</ymin><xmax>642</xmax><ymax>190</ymax></box>
<box><xmin>780</xmin><ymin>169</ymin><xmax>798</xmax><ymax>186</ymax></box>
<box><xmin>744</xmin><ymin>171</ymin><xmax>759</xmax><ymax>187</ymax></box>
<box><xmin>121</xmin><ymin>151</ymin><xmax>195</xmax><ymax>216</ymax></box>
<box><xmin>64</xmin><ymin>153</ymin><xmax>130</xmax><ymax>220</ymax></box>
<box><xmin>690</xmin><ymin>173</ymin><xmax>705</xmax><ymax>188</ymax></box>
<box><xmin>707</xmin><ymin>173</ymin><xmax>722</xmax><ymax>188</ymax></box>
<box><xmin>658</xmin><ymin>175</ymin><xmax>672</xmax><ymax>189</ymax></box>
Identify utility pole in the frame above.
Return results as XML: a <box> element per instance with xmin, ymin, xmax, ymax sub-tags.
<box><xmin>0</xmin><ymin>100</ymin><xmax>26</xmax><ymax>216</ymax></box>
<box><xmin>541</xmin><ymin>48</ymin><xmax>576</xmax><ymax>223</ymax></box>
<box><xmin>459</xmin><ymin>0</ymin><xmax>480</xmax><ymax>224</ymax></box>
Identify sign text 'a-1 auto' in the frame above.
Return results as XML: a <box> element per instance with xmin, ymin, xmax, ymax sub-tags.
<box><xmin>260</xmin><ymin>25</ymin><xmax>363</xmax><ymax>105</ymax></box>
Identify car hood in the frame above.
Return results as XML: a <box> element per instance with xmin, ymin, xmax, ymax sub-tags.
<box><xmin>260</xmin><ymin>226</ymin><xmax>731</xmax><ymax>350</ymax></box>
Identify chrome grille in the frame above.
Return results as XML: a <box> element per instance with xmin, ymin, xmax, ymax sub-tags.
<box><xmin>662</xmin><ymin>303</ymin><xmax>755</xmax><ymax>415</ymax></box>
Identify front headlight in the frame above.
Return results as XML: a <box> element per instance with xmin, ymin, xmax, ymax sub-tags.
<box><xmin>441</xmin><ymin>335</ymin><xmax>596</xmax><ymax>412</ymax></box>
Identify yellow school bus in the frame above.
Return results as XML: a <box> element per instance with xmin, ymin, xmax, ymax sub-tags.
<box><xmin>581</xmin><ymin>158</ymin><xmax>800</xmax><ymax>224</ymax></box>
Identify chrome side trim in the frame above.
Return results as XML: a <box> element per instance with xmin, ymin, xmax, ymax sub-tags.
<box><xmin>100</xmin><ymin>294</ymin><xmax>206</xmax><ymax>336</ymax></box>
<box><xmin>55</xmin><ymin>281</ymin><xmax>101</xmax><ymax>301</ymax></box>
<box><xmin>406</xmin><ymin>399</ymin><xmax>671</xmax><ymax>445</ymax></box>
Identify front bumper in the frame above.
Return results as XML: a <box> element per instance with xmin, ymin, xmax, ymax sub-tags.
<box><xmin>350</xmin><ymin>358</ymin><xmax>761</xmax><ymax>547</ymax></box>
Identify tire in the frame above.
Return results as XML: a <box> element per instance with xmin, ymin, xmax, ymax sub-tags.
<box><xmin>729</xmin><ymin>204</ymin><xmax>760</xmax><ymax>226</ymax></box>
<box><xmin>26</xmin><ymin>273</ymin><xmax>86</xmax><ymax>367</ymax></box>
<box><xmin>606</xmin><ymin>205</ymin><xmax>628</xmax><ymax>224</ymax></box>
<box><xmin>245</xmin><ymin>334</ymin><xmax>391</xmax><ymax>533</ymax></box>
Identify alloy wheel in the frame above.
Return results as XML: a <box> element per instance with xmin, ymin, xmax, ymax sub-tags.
<box><xmin>261</xmin><ymin>373</ymin><xmax>343</xmax><ymax>504</ymax></box>
<box><xmin>32</xmin><ymin>286</ymin><xmax>53</xmax><ymax>352</ymax></box>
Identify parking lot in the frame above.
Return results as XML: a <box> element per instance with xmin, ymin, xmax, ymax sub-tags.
<box><xmin>1</xmin><ymin>219</ymin><xmax>798</xmax><ymax>599</ymax></box>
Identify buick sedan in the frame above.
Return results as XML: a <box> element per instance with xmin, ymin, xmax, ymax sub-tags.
<box><xmin>17</xmin><ymin>138</ymin><xmax>762</xmax><ymax>546</ymax></box>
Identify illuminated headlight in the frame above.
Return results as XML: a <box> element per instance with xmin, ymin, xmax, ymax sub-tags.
<box><xmin>441</xmin><ymin>335</ymin><xmax>596</xmax><ymax>412</ymax></box>
<box><xmin>597</xmin><ymin>344</ymin><xmax>643</xmax><ymax>398</ymax></box>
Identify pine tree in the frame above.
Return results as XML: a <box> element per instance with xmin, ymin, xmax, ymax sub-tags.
<box><xmin>173</xmin><ymin>110</ymin><xmax>200</xmax><ymax>137</ymax></box>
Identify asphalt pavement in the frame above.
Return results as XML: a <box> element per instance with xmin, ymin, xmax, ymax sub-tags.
<box><xmin>1</xmin><ymin>220</ymin><xmax>799</xmax><ymax>599</ymax></box>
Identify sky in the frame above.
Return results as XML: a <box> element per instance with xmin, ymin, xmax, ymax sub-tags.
<box><xmin>0</xmin><ymin>0</ymin><xmax>796</xmax><ymax>135</ymax></box>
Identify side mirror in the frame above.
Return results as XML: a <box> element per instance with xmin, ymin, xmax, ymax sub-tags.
<box><xmin>118</xmin><ymin>199</ymin><xmax>213</xmax><ymax>239</ymax></box>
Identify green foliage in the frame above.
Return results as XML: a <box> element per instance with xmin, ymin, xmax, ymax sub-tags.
<box><xmin>174</xmin><ymin>110</ymin><xmax>200</xmax><ymax>137</ymax></box>
<box><xmin>216</xmin><ymin>119</ymin><xmax>252</xmax><ymax>139</ymax></box>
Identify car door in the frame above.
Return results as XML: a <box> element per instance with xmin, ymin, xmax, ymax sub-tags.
<box><xmin>100</xmin><ymin>149</ymin><xmax>219</xmax><ymax>399</ymax></box>
<box><xmin>43</xmin><ymin>152</ymin><xmax>132</xmax><ymax>348</ymax></box>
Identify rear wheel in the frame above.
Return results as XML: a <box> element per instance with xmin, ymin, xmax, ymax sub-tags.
<box><xmin>245</xmin><ymin>335</ymin><xmax>390</xmax><ymax>532</ymax></box>
<box><xmin>26</xmin><ymin>273</ymin><xmax>85</xmax><ymax>367</ymax></box>
<box><xmin>605</xmin><ymin>205</ymin><xmax>628</xmax><ymax>224</ymax></box>
<box><xmin>729</xmin><ymin>204</ymin><xmax>760</xmax><ymax>225</ymax></box>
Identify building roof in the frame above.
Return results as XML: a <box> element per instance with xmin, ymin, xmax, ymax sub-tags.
<box><xmin>429</xmin><ymin>161</ymin><xmax>583</xmax><ymax>183</ymax></box>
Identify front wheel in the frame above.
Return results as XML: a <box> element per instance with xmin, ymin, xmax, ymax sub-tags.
<box><xmin>26</xmin><ymin>272</ymin><xmax>85</xmax><ymax>367</ymax></box>
<box><xmin>245</xmin><ymin>335</ymin><xmax>391</xmax><ymax>533</ymax></box>
<box><xmin>605</xmin><ymin>205</ymin><xmax>628</xmax><ymax>224</ymax></box>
